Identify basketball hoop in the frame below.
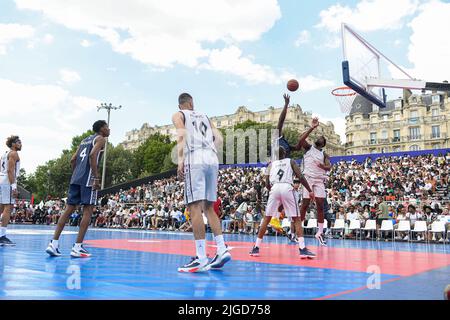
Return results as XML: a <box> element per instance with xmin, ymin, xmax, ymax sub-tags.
<box><xmin>332</xmin><ymin>86</ymin><xmax>357</xmax><ymax>114</ymax></box>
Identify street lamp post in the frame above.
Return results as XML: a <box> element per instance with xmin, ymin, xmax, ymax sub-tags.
<box><xmin>97</xmin><ymin>103</ymin><xmax>122</xmax><ymax>189</ymax></box>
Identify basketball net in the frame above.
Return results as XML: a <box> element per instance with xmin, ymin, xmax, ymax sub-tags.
<box><xmin>332</xmin><ymin>87</ymin><xmax>357</xmax><ymax>114</ymax></box>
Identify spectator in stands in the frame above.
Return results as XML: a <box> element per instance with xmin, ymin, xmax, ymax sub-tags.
<box><xmin>169</xmin><ymin>206</ymin><xmax>183</xmax><ymax>230</ymax></box>
<box><xmin>95</xmin><ymin>213</ymin><xmax>106</xmax><ymax>228</ymax></box>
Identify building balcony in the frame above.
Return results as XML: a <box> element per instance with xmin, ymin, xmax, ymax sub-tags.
<box><xmin>392</xmin><ymin>137</ymin><xmax>401</xmax><ymax>143</ymax></box>
<box><xmin>345</xmin><ymin>142</ymin><xmax>354</xmax><ymax>147</ymax></box>
<box><xmin>368</xmin><ymin>139</ymin><xmax>378</xmax><ymax>145</ymax></box>
<box><xmin>407</xmin><ymin>135</ymin><xmax>422</xmax><ymax>141</ymax></box>
<box><xmin>430</xmin><ymin>133</ymin><xmax>447</xmax><ymax>139</ymax></box>
<box><xmin>378</xmin><ymin>138</ymin><xmax>390</xmax><ymax>144</ymax></box>
<box><xmin>408</xmin><ymin>117</ymin><xmax>421</xmax><ymax>125</ymax></box>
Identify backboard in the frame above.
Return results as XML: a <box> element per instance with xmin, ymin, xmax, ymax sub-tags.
<box><xmin>341</xmin><ymin>23</ymin><xmax>450</xmax><ymax>109</ymax></box>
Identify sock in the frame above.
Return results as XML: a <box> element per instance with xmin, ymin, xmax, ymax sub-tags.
<box><xmin>0</xmin><ymin>227</ymin><xmax>6</xmax><ymax>237</ymax></box>
<box><xmin>298</xmin><ymin>237</ymin><xmax>305</xmax><ymax>250</ymax></box>
<box><xmin>214</xmin><ymin>235</ymin><xmax>227</xmax><ymax>254</ymax></box>
<box><xmin>51</xmin><ymin>239</ymin><xmax>59</xmax><ymax>248</ymax></box>
<box><xmin>317</xmin><ymin>223</ymin><xmax>324</xmax><ymax>234</ymax></box>
<box><xmin>255</xmin><ymin>238</ymin><xmax>263</xmax><ymax>248</ymax></box>
<box><xmin>195</xmin><ymin>239</ymin><xmax>207</xmax><ymax>261</ymax></box>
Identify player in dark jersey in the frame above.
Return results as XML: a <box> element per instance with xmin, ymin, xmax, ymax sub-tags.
<box><xmin>46</xmin><ymin>120</ymin><xmax>109</xmax><ymax>258</ymax></box>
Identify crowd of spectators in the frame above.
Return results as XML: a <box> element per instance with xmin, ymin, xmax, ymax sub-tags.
<box><xmin>9</xmin><ymin>153</ymin><xmax>450</xmax><ymax>243</ymax></box>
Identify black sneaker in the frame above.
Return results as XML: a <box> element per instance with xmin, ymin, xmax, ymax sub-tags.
<box><xmin>178</xmin><ymin>256</ymin><xmax>209</xmax><ymax>273</ymax></box>
<box><xmin>207</xmin><ymin>247</ymin><xmax>232</xmax><ymax>270</ymax></box>
<box><xmin>0</xmin><ymin>236</ymin><xmax>16</xmax><ymax>246</ymax></box>
<box><xmin>299</xmin><ymin>247</ymin><xmax>316</xmax><ymax>259</ymax></box>
<box><xmin>249</xmin><ymin>246</ymin><xmax>260</xmax><ymax>257</ymax></box>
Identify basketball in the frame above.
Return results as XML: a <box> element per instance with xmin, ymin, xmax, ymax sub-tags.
<box><xmin>287</xmin><ymin>79</ymin><xmax>299</xmax><ymax>92</ymax></box>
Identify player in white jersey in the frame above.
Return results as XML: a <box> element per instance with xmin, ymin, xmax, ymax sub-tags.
<box><xmin>172</xmin><ymin>93</ymin><xmax>231</xmax><ymax>272</ymax></box>
<box><xmin>0</xmin><ymin>136</ymin><xmax>22</xmax><ymax>246</ymax></box>
<box><xmin>298</xmin><ymin>118</ymin><xmax>332</xmax><ymax>246</ymax></box>
<box><xmin>249</xmin><ymin>147</ymin><xmax>316</xmax><ymax>258</ymax></box>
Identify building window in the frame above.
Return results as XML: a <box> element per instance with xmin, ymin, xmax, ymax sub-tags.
<box><xmin>394</xmin><ymin>100</ymin><xmax>402</xmax><ymax>109</ymax></box>
<box><xmin>409</xmin><ymin>127</ymin><xmax>420</xmax><ymax>140</ymax></box>
<box><xmin>217</xmin><ymin>121</ymin><xmax>221</xmax><ymax>127</ymax></box>
<box><xmin>409</xmin><ymin>110</ymin><xmax>419</xmax><ymax>124</ymax></box>
<box><xmin>393</xmin><ymin>146</ymin><xmax>401</xmax><ymax>152</ymax></box>
<box><xmin>228</xmin><ymin>120</ymin><xmax>232</xmax><ymax>125</ymax></box>
<box><xmin>381</xmin><ymin>130</ymin><xmax>388</xmax><ymax>139</ymax></box>
<box><xmin>382</xmin><ymin>115</ymin><xmax>388</xmax><ymax>122</ymax></box>
<box><xmin>432</xmin><ymin>125</ymin><xmax>440</xmax><ymax>138</ymax></box>
<box><xmin>393</xmin><ymin>130</ymin><xmax>400</xmax><ymax>142</ymax></box>
<box><xmin>409</xmin><ymin>145</ymin><xmax>420</xmax><ymax>151</ymax></box>
<box><xmin>432</xmin><ymin>95</ymin><xmax>440</xmax><ymax>104</ymax></box>
<box><xmin>370</xmin><ymin>132</ymin><xmax>377</xmax><ymax>144</ymax></box>
<box><xmin>432</xmin><ymin>144</ymin><xmax>441</xmax><ymax>150</ymax></box>
<box><xmin>394</xmin><ymin>114</ymin><xmax>401</xmax><ymax>121</ymax></box>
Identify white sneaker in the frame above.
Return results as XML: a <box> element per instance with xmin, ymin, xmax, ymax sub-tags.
<box><xmin>45</xmin><ymin>242</ymin><xmax>61</xmax><ymax>257</ymax></box>
<box><xmin>439</xmin><ymin>238</ymin><xmax>444</xmax><ymax>243</ymax></box>
<box><xmin>417</xmin><ymin>236</ymin><xmax>422</xmax><ymax>241</ymax></box>
<box><xmin>403</xmin><ymin>235</ymin><xmax>409</xmax><ymax>241</ymax></box>
<box><xmin>315</xmin><ymin>233</ymin><xmax>327</xmax><ymax>246</ymax></box>
<box><xmin>70</xmin><ymin>244</ymin><xmax>92</xmax><ymax>258</ymax></box>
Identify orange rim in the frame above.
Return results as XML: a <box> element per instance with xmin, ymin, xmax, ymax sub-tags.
<box><xmin>331</xmin><ymin>86</ymin><xmax>357</xmax><ymax>97</ymax></box>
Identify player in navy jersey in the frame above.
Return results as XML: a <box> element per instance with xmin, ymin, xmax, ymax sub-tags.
<box><xmin>46</xmin><ymin>120</ymin><xmax>109</xmax><ymax>258</ymax></box>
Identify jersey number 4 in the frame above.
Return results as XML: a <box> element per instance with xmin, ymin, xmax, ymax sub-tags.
<box><xmin>79</xmin><ymin>147</ymin><xmax>88</xmax><ymax>162</ymax></box>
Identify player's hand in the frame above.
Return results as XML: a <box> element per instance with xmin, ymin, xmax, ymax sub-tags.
<box><xmin>309</xmin><ymin>191</ymin><xmax>315</xmax><ymax>201</ymax></box>
<box><xmin>318</xmin><ymin>163</ymin><xmax>328</xmax><ymax>170</ymax></box>
<box><xmin>311</xmin><ymin>117</ymin><xmax>319</xmax><ymax>129</ymax></box>
<box><xmin>283</xmin><ymin>93</ymin><xmax>290</xmax><ymax>106</ymax></box>
<box><xmin>177</xmin><ymin>163</ymin><xmax>185</xmax><ymax>181</ymax></box>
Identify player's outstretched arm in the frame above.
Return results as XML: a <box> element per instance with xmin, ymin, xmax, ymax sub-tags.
<box><xmin>291</xmin><ymin>159</ymin><xmax>314</xmax><ymax>199</ymax></box>
<box><xmin>277</xmin><ymin>94</ymin><xmax>290</xmax><ymax>133</ymax></box>
<box><xmin>89</xmin><ymin>136</ymin><xmax>106</xmax><ymax>190</ymax></box>
<box><xmin>293</xmin><ymin>117</ymin><xmax>319</xmax><ymax>151</ymax></box>
<box><xmin>172</xmin><ymin>112</ymin><xmax>186</xmax><ymax>180</ymax></box>
<box><xmin>318</xmin><ymin>152</ymin><xmax>332</xmax><ymax>171</ymax></box>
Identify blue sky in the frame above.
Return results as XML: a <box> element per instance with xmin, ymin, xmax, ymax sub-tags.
<box><xmin>1</xmin><ymin>0</ymin><xmax>449</xmax><ymax>172</ymax></box>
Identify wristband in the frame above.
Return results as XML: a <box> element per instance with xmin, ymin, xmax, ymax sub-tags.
<box><xmin>11</xmin><ymin>183</ymin><xmax>17</xmax><ymax>190</ymax></box>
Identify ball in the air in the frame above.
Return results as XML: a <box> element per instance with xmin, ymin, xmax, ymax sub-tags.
<box><xmin>287</xmin><ymin>79</ymin><xmax>299</xmax><ymax>92</ymax></box>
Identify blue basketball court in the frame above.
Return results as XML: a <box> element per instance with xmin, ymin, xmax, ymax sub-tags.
<box><xmin>0</xmin><ymin>225</ymin><xmax>448</xmax><ymax>300</ymax></box>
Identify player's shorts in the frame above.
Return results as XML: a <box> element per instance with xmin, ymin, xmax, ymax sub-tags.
<box><xmin>302</xmin><ymin>176</ymin><xmax>326</xmax><ymax>199</ymax></box>
<box><xmin>184</xmin><ymin>150</ymin><xmax>218</xmax><ymax>205</ymax></box>
<box><xmin>265</xmin><ymin>183</ymin><xmax>299</xmax><ymax>218</ymax></box>
<box><xmin>67</xmin><ymin>184</ymin><xmax>98</xmax><ymax>206</ymax></box>
<box><xmin>0</xmin><ymin>184</ymin><xmax>14</xmax><ymax>205</ymax></box>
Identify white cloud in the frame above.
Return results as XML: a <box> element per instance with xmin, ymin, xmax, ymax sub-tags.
<box><xmin>294</xmin><ymin>30</ymin><xmax>310</xmax><ymax>47</ymax></box>
<box><xmin>43</xmin><ymin>33</ymin><xmax>54</xmax><ymax>44</ymax></box>
<box><xmin>405</xmin><ymin>1</ymin><xmax>450</xmax><ymax>82</ymax></box>
<box><xmin>59</xmin><ymin>68</ymin><xmax>81</xmax><ymax>84</ymax></box>
<box><xmin>201</xmin><ymin>46</ymin><xmax>334</xmax><ymax>90</ymax></box>
<box><xmin>316</xmin><ymin>0</ymin><xmax>418</xmax><ymax>33</ymax></box>
<box><xmin>14</xmin><ymin>0</ymin><xmax>281</xmax><ymax>68</ymax></box>
<box><xmin>80</xmin><ymin>39</ymin><xmax>91</xmax><ymax>47</ymax></box>
<box><xmin>0</xmin><ymin>78</ymin><xmax>99</xmax><ymax>172</ymax></box>
<box><xmin>0</xmin><ymin>23</ymin><xmax>35</xmax><ymax>54</ymax></box>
